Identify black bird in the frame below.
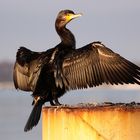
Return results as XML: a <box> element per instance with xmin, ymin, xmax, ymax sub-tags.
<box><xmin>13</xmin><ymin>10</ymin><xmax>140</xmax><ymax>132</ymax></box>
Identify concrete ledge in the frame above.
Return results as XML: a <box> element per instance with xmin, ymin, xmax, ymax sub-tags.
<box><xmin>42</xmin><ymin>103</ymin><xmax>140</xmax><ymax>140</ymax></box>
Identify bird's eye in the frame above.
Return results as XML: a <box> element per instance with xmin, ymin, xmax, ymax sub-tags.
<box><xmin>67</xmin><ymin>13</ymin><xmax>70</xmax><ymax>16</ymax></box>
<box><xmin>67</xmin><ymin>13</ymin><xmax>72</xmax><ymax>17</ymax></box>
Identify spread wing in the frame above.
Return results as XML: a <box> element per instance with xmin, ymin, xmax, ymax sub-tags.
<box><xmin>13</xmin><ymin>47</ymin><xmax>43</xmax><ymax>91</ymax></box>
<box><xmin>62</xmin><ymin>42</ymin><xmax>140</xmax><ymax>90</ymax></box>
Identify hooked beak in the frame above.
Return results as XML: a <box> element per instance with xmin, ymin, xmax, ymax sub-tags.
<box><xmin>70</xmin><ymin>13</ymin><xmax>83</xmax><ymax>19</ymax></box>
<box><xmin>66</xmin><ymin>13</ymin><xmax>82</xmax><ymax>22</ymax></box>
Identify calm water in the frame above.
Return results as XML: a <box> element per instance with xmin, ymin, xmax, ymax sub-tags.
<box><xmin>0</xmin><ymin>86</ymin><xmax>140</xmax><ymax>140</ymax></box>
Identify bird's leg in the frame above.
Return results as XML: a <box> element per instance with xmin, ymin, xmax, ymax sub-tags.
<box><xmin>54</xmin><ymin>98</ymin><xmax>61</xmax><ymax>106</ymax></box>
<box><xmin>50</xmin><ymin>99</ymin><xmax>61</xmax><ymax>106</ymax></box>
<box><xmin>51</xmin><ymin>91</ymin><xmax>61</xmax><ymax>106</ymax></box>
<box><xmin>50</xmin><ymin>100</ymin><xmax>55</xmax><ymax>106</ymax></box>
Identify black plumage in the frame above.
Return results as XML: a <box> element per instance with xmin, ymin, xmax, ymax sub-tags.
<box><xmin>13</xmin><ymin>9</ymin><xmax>140</xmax><ymax>132</ymax></box>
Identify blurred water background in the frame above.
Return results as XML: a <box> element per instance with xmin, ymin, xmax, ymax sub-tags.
<box><xmin>0</xmin><ymin>84</ymin><xmax>140</xmax><ymax>140</ymax></box>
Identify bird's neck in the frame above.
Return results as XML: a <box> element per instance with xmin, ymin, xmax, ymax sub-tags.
<box><xmin>56</xmin><ymin>26</ymin><xmax>76</xmax><ymax>48</ymax></box>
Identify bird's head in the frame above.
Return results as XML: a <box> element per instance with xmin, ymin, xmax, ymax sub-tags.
<box><xmin>55</xmin><ymin>10</ymin><xmax>82</xmax><ymax>28</ymax></box>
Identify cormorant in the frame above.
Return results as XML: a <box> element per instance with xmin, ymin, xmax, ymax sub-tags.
<box><xmin>13</xmin><ymin>10</ymin><xmax>140</xmax><ymax>132</ymax></box>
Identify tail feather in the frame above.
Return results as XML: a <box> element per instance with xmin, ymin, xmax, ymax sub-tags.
<box><xmin>24</xmin><ymin>100</ymin><xmax>43</xmax><ymax>132</ymax></box>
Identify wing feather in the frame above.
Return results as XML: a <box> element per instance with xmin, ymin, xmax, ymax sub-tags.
<box><xmin>13</xmin><ymin>62</ymin><xmax>31</xmax><ymax>91</ymax></box>
<box><xmin>62</xmin><ymin>42</ymin><xmax>140</xmax><ymax>90</ymax></box>
<box><xmin>13</xmin><ymin>47</ymin><xmax>44</xmax><ymax>92</ymax></box>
